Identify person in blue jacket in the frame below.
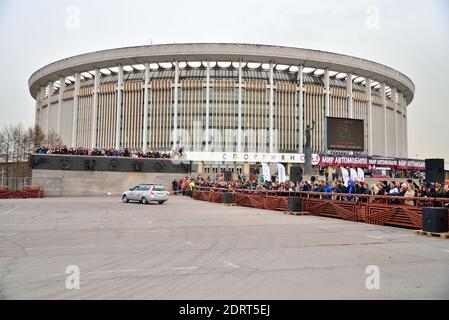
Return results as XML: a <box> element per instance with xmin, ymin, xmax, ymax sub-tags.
<box><xmin>347</xmin><ymin>179</ymin><xmax>356</xmax><ymax>200</ymax></box>
<box><xmin>324</xmin><ymin>182</ymin><xmax>333</xmax><ymax>199</ymax></box>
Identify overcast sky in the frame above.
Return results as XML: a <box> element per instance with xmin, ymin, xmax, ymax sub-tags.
<box><xmin>0</xmin><ymin>0</ymin><xmax>448</xmax><ymax>160</ymax></box>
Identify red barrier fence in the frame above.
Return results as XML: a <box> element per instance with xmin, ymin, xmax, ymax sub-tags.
<box><xmin>193</xmin><ymin>187</ymin><xmax>449</xmax><ymax>230</ymax></box>
<box><xmin>0</xmin><ymin>186</ymin><xmax>44</xmax><ymax>199</ymax></box>
<box><xmin>192</xmin><ymin>190</ymin><xmax>223</xmax><ymax>203</ymax></box>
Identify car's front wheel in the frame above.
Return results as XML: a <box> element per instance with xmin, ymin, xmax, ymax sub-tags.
<box><xmin>122</xmin><ymin>195</ymin><xmax>129</xmax><ymax>203</ymax></box>
<box><xmin>142</xmin><ymin>197</ymin><xmax>148</xmax><ymax>205</ymax></box>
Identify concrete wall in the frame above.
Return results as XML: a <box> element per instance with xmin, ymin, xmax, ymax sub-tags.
<box><xmin>32</xmin><ymin>170</ymin><xmax>187</xmax><ymax>197</ymax></box>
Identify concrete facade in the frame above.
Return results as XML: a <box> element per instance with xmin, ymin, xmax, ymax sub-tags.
<box><xmin>32</xmin><ymin>170</ymin><xmax>186</xmax><ymax>197</ymax></box>
<box><xmin>29</xmin><ymin>43</ymin><xmax>415</xmax><ymax>158</ymax></box>
<box><xmin>29</xmin><ymin>44</ymin><xmax>415</xmax><ymax>101</ymax></box>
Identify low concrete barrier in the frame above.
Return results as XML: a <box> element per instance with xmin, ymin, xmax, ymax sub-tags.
<box><xmin>30</xmin><ymin>154</ymin><xmax>192</xmax><ymax>197</ymax></box>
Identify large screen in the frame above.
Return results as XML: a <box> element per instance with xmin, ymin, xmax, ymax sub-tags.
<box><xmin>326</xmin><ymin>117</ymin><xmax>364</xmax><ymax>151</ymax></box>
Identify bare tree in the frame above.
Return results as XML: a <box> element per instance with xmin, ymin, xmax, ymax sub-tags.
<box><xmin>31</xmin><ymin>124</ymin><xmax>45</xmax><ymax>147</ymax></box>
<box><xmin>0</xmin><ymin>123</ymin><xmax>53</xmax><ymax>163</ymax></box>
<box><xmin>0</xmin><ymin>126</ymin><xmax>11</xmax><ymax>163</ymax></box>
<box><xmin>22</xmin><ymin>127</ymin><xmax>35</xmax><ymax>160</ymax></box>
<box><xmin>0</xmin><ymin>122</ymin><xmax>65</xmax><ymax>184</ymax></box>
<box><xmin>14</xmin><ymin>124</ymin><xmax>27</xmax><ymax>162</ymax></box>
<box><xmin>0</xmin><ymin>125</ymin><xmax>13</xmax><ymax>163</ymax></box>
<box><xmin>0</xmin><ymin>124</ymin><xmax>26</xmax><ymax>182</ymax></box>
<box><xmin>0</xmin><ymin>123</ymin><xmax>63</xmax><ymax>164</ymax></box>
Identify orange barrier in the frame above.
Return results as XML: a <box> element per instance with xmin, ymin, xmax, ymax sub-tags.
<box><xmin>234</xmin><ymin>193</ymin><xmax>265</xmax><ymax>209</ymax></box>
<box><xmin>193</xmin><ymin>187</ymin><xmax>449</xmax><ymax>229</ymax></box>
<box><xmin>0</xmin><ymin>186</ymin><xmax>44</xmax><ymax>199</ymax></box>
<box><xmin>191</xmin><ymin>190</ymin><xmax>223</xmax><ymax>203</ymax></box>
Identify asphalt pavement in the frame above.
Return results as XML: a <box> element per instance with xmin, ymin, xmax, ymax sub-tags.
<box><xmin>0</xmin><ymin>195</ymin><xmax>448</xmax><ymax>299</ymax></box>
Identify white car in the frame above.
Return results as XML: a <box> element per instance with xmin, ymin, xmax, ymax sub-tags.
<box><xmin>122</xmin><ymin>184</ymin><xmax>169</xmax><ymax>204</ymax></box>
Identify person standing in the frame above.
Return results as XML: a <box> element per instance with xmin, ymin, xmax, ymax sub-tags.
<box><xmin>404</xmin><ymin>184</ymin><xmax>415</xmax><ymax>206</ymax></box>
<box><xmin>388</xmin><ymin>181</ymin><xmax>400</xmax><ymax>204</ymax></box>
<box><xmin>328</xmin><ymin>166</ymin><xmax>334</xmax><ymax>181</ymax></box>
<box><xmin>189</xmin><ymin>180</ymin><xmax>195</xmax><ymax>193</ymax></box>
<box><xmin>172</xmin><ymin>179</ymin><xmax>178</xmax><ymax>194</ymax></box>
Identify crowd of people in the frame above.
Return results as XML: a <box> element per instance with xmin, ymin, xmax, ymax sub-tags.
<box><xmin>173</xmin><ymin>172</ymin><xmax>449</xmax><ymax>207</ymax></box>
<box><xmin>33</xmin><ymin>146</ymin><xmax>446</xmax><ymax>205</ymax></box>
<box><xmin>34</xmin><ymin>146</ymin><xmax>176</xmax><ymax>159</ymax></box>
<box><xmin>318</xmin><ymin>166</ymin><xmax>425</xmax><ymax>180</ymax></box>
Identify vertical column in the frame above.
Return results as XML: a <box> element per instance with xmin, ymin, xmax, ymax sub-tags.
<box><xmin>297</xmin><ymin>65</ymin><xmax>304</xmax><ymax>153</ymax></box>
<box><xmin>142</xmin><ymin>63</ymin><xmax>150</xmax><ymax>152</ymax></box>
<box><xmin>347</xmin><ymin>73</ymin><xmax>353</xmax><ymax>118</ymax></box>
<box><xmin>39</xmin><ymin>87</ymin><xmax>46</xmax><ymax>131</ymax></box>
<box><xmin>173</xmin><ymin>61</ymin><xmax>179</xmax><ymax>149</ymax></box>
<box><xmin>346</xmin><ymin>73</ymin><xmax>354</xmax><ymax>155</ymax></box>
<box><xmin>237</xmin><ymin>61</ymin><xmax>242</xmax><ymax>153</ymax></box>
<box><xmin>198</xmin><ymin>161</ymin><xmax>204</xmax><ymax>174</ymax></box>
<box><xmin>391</xmin><ymin>87</ymin><xmax>398</xmax><ymax>157</ymax></box>
<box><xmin>115</xmin><ymin>66</ymin><xmax>123</xmax><ymax>150</ymax></box>
<box><xmin>205</xmin><ymin>62</ymin><xmax>210</xmax><ymax>152</ymax></box>
<box><xmin>324</xmin><ymin>69</ymin><xmax>330</xmax><ymax>151</ymax></box>
<box><xmin>71</xmin><ymin>73</ymin><xmax>80</xmax><ymax>147</ymax></box>
<box><xmin>269</xmin><ymin>62</ymin><xmax>274</xmax><ymax>153</ymax></box>
<box><xmin>403</xmin><ymin>97</ymin><xmax>408</xmax><ymax>158</ymax></box>
<box><xmin>324</xmin><ymin>69</ymin><xmax>330</xmax><ymax>117</ymax></box>
<box><xmin>57</xmin><ymin>76</ymin><xmax>65</xmax><ymax>135</ymax></box>
<box><xmin>381</xmin><ymin>82</ymin><xmax>387</xmax><ymax>156</ymax></box>
<box><xmin>47</xmin><ymin>81</ymin><xmax>53</xmax><ymax>136</ymax></box>
<box><xmin>40</xmin><ymin>87</ymin><xmax>46</xmax><ymax>106</ymax></box>
<box><xmin>91</xmin><ymin>69</ymin><xmax>100</xmax><ymax>149</ymax></box>
<box><xmin>365</xmin><ymin>78</ymin><xmax>373</xmax><ymax>156</ymax></box>
<box><xmin>399</xmin><ymin>93</ymin><xmax>405</xmax><ymax>157</ymax></box>
<box><xmin>35</xmin><ymin>90</ymin><xmax>40</xmax><ymax>128</ymax></box>
<box><xmin>243</xmin><ymin>162</ymin><xmax>250</xmax><ymax>175</ymax></box>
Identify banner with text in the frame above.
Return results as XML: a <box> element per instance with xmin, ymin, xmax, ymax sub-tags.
<box><xmin>184</xmin><ymin>152</ymin><xmax>305</xmax><ymax>163</ymax></box>
<box><xmin>317</xmin><ymin>154</ymin><xmax>425</xmax><ymax>170</ymax></box>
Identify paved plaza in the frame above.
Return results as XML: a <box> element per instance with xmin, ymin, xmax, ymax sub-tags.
<box><xmin>0</xmin><ymin>195</ymin><xmax>448</xmax><ymax>299</ymax></box>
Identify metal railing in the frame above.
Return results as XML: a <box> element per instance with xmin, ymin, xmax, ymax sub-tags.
<box><xmin>194</xmin><ymin>186</ymin><xmax>449</xmax><ymax>208</ymax></box>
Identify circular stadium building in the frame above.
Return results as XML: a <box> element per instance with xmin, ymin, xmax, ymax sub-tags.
<box><xmin>29</xmin><ymin>43</ymin><xmax>415</xmax><ymax>174</ymax></box>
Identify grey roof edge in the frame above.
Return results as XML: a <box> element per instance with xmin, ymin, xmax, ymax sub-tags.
<box><xmin>29</xmin><ymin>43</ymin><xmax>415</xmax><ymax>104</ymax></box>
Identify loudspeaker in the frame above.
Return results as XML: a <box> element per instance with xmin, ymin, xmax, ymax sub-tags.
<box><xmin>223</xmin><ymin>192</ymin><xmax>233</xmax><ymax>204</ymax></box>
<box><xmin>288</xmin><ymin>197</ymin><xmax>303</xmax><ymax>212</ymax></box>
<box><xmin>425</xmin><ymin>159</ymin><xmax>444</xmax><ymax>184</ymax></box>
<box><xmin>311</xmin><ymin>176</ymin><xmax>316</xmax><ymax>182</ymax></box>
<box><xmin>290</xmin><ymin>167</ymin><xmax>303</xmax><ymax>182</ymax></box>
<box><xmin>422</xmin><ymin>207</ymin><xmax>448</xmax><ymax>233</ymax></box>
<box><xmin>224</xmin><ymin>170</ymin><xmax>232</xmax><ymax>181</ymax></box>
